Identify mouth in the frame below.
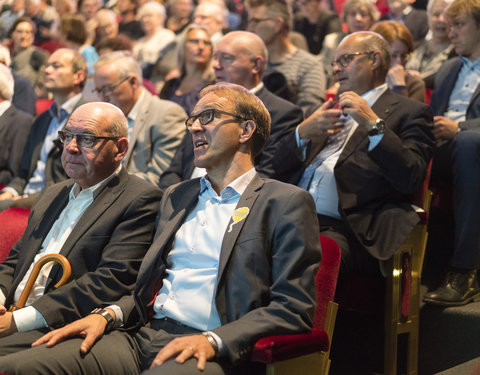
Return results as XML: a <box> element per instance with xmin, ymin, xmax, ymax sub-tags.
<box><xmin>194</xmin><ymin>139</ymin><xmax>208</xmax><ymax>149</ymax></box>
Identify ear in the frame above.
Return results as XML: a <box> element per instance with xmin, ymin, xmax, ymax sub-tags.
<box><xmin>115</xmin><ymin>137</ymin><xmax>129</xmax><ymax>161</ymax></box>
<box><xmin>371</xmin><ymin>51</ymin><xmax>382</xmax><ymax>70</ymax></box>
<box><xmin>239</xmin><ymin>120</ymin><xmax>256</xmax><ymax>144</ymax></box>
<box><xmin>129</xmin><ymin>75</ymin><xmax>139</xmax><ymax>90</ymax></box>
<box><xmin>251</xmin><ymin>56</ymin><xmax>264</xmax><ymax>75</ymax></box>
<box><xmin>73</xmin><ymin>69</ymin><xmax>86</xmax><ymax>87</ymax></box>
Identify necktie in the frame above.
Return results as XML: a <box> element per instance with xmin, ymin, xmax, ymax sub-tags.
<box><xmin>298</xmin><ymin>117</ymin><xmax>353</xmax><ymax>190</ymax></box>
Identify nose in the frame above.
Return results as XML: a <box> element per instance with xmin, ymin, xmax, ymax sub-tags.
<box><xmin>188</xmin><ymin>119</ymin><xmax>204</xmax><ymax>133</ymax></box>
<box><xmin>355</xmin><ymin>12</ymin><xmax>362</xmax><ymax>20</ymax></box>
<box><xmin>212</xmin><ymin>56</ymin><xmax>221</xmax><ymax>70</ymax></box>
<box><xmin>64</xmin><ymin>136</ymin><xmax>80</xmax><ymax>153</ymax></box>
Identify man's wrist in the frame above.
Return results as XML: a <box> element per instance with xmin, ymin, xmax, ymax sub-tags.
<box><xmin>202</xmin><ymin>331</ymin><xmax>219</xmax><ymax>356</ymax></box>
<box><xmin>90</xmin><ymin>308</ymin><xmax>115</xmax><ymax>332</ymax></box>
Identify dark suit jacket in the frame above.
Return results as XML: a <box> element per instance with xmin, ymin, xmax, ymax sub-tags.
<box><xmin>116</xmin><ymin>174</ymin><xmax>321</xmax><ymax>365</ymax></box>
<box><xmin>6</xmin><ymin>97</ymin><xmax>87</xmax><ymax>197</ymax></box>
<box><xmin>0</xmin><ymin>168</ymin><xmax>162</xmax><ymax>329</ymax></box>
<box><xmin>431</xmin><ymin>57</ymin><xmax>480</xmax><ymax>128</ymax></box>
<box><xmin>12</xmin><ymin>72</ymin><xmax>36</xmax><ymax>117</ymax></box>
<box><xmin>282</xmin><ymin>89</ymin><xmax>434</xmax><ymax>260</ymax></box>
<box><xmin>159</xmin><ymin>87</ymin><xmax>303</xmax><ymax>188</ymax></box>
<box><xmin>0</xmin><ymin>105</ymin><xmax>33</xmax><ymax>185</ymax></box>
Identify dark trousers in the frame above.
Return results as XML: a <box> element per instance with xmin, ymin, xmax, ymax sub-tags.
<box><xmin>0</xmin><ymin>319</ymin><xmax>256</xmax><ymax>375</ymax></box>
<box><xmin>433</xmin><ymin>129</ymin><xmax>480</xmax><ymax>270</ymax></box>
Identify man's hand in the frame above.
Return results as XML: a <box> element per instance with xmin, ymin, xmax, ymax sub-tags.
<box><xmin>150</xmin><ymin>334</ymin><xmax>216</xmax><ymax>371</ymax></box>
<box><xmin>433</xmin><ymin>116</ymin><xmax>459</xmax><ymax>142</ymax></box>
<box><xmin>386</xmin><ymin>64</ymin><xmax>407</xmax><ymax>88</ymax></box>
<box><xmin>0</xmin><ymin>191</ymin><xmax>14</xmax><ymax>201</ymax></box>
<box><xmin>338</xmin><ymin>91</ymin><xmax>378</xmax><ymax>130</ymax></box>
<box><xmin>31</xmin><ymin>313</ymin><xmax>110</xmax><ymax>354</ymax></box>
<box><xmin>0</xmin><ymin>304</ymin><xmax>7</xmax><ymax>315</ymax></box>
<box><xmin>0</xmin><ymin>311</ymin><xmax>17</xmax><ymax>338</ymax></box>
<box><xmin>297</xmin><ymin>98</ymin><xmax>346</xmax><ymax>140</ymax></box>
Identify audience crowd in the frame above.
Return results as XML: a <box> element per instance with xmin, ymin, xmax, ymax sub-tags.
<box><xmin>0</xmin><ymin>0</ymin><xmax>478</xmax><ymax>372</ymax></box>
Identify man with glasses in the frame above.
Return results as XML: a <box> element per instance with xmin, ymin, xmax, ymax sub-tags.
<box><xmin>0</xmin><ymin>48</ymin><xmax>88</xmax><ymax>212</ymax></box>
<box><xmin>160</xmin><ymin>31</ymin><xmax>303</xmax><ymax>188</ymax></box>
<box><xmin>0</xmin><ymin>82</ymin><xmax>321</xmax><ymax>375</ymax></box>
<box><xmin>93</xmin><ymin>51</ymin><xmax>187</xmax><ymax>186</ymax></box>
<box><xmin>423</xmin><ymin>0</ymin><xmax>480</xmax><ymax>306</ymax></box>
<box><xmin>246</xmin><ymin>0</ymin><xmax>326</xmax><ymax>113</ymax></box>
<box><xmin>0</xmin><ymin>101</ymin><xmax>161</xmax><ymax>339</ymax></box>
<box><xmin>281</xmin><ymin>31</ymin><xmax>434</xmax><ymax>276</ymax></box>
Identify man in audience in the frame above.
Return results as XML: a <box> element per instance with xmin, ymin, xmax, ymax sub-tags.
<box><xmin>159</xmin><ymin>30</ymin><xmax>304</xmax><ymax>188</ymax></box>
<box><xmin>94</xmin><ymin>8</ymin><xmax>119</xmax><ymax>43</ymax></box>
<box><xmin>117</xmin><ymin>0</ymin><xmax>144</xmax><ymax>40</ymax></box>
<box><xmin>193</xmin><ymin>2</ymin><xmax>226</xmax><ymax>47</ymax></box>
<box><xmin>0</xmin><ymin>82</ymin><xmax>321</xmax><ymax>375</ymax></box>
<box><xmin>0</xmin><ymin>48</ymin><xmax>88</xmax><ymax>212</ymax></box>
<box><xmin>246</xmin><ymin>0</ymin><xmax>326</xmax><ymax>113</ymax></box>
<box><xmin>93</xmin><ymin>51</ymin><xmax>187</xmax><ymax>186</ymax></box>
<box><xmin>0</xmin><ymin>64</ymin><xmax>33</xmax><ymax>185</ymax></box>
<box><xmin>0</xmin><ymin>101</ymin><xmax>161</xmax><ymax>338</ymax></box>
<box><xmin>423</xmin><ymin>0</ymin><xmax>480</xmax><ymax>306</ymax></box>
<box><xmin>381</xmin><ymin>0</ymin><xmax>428</xmax><ymax>45</ymax></box>
<box><xmin>282</xmin><ymin>31</ymin><xmax>434</xmax><ymax>276</ymax></box>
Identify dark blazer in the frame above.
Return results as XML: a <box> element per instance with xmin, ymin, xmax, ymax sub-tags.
<box><xmin>282</xmin><ymin>89</ymin><xmax>434</xmax><ymax>260</ymax></box>
<box><xmin>6</xmin><ymin>97</ymin><xmax>87</xmax><ymax>196</ymax></box>
<box><xmin>431</xmin><ymin>57</ymin><xmax>480</xmax><ymax>128</ymax></box>
<box><xmin>12</xmin><ymin>72</ymin><xmax>36</xmax><ymax>117</ymax></box>
<box><xmin>0</xmin><ymin>168</ymin><xmax>162</xmax><ymax>328</ymax></box>
<box><xmin>0</xmin><ymin>105</ymin><xmax>33</xmax><ymax>185</ymax></box>
<box><xmin>159</xmin><ymin>87</ymin><xmax>304</xmax><ymax>188</ymax></box>
<box><xmin>116</xmin><ymin>174</ymin><xmax>321</xmax><ymax>366</ymax></box>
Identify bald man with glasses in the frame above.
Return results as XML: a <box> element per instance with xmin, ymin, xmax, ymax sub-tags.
<box><xmin>0</xmin><ymin>102</ymin><xmax>161</xmax><ymax>340</ymax></box>
<box><xmin>281</xmin><ymin>31</ymin><xmax>434</xmax><ymax>277</ymax></box>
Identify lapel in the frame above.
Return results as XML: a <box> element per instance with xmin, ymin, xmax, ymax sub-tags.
<box><xmin>336</xmin><ymin>90</ymin><xmax>399</xmax><ymax>167</ymax></box>
<box><xmin>216</xmin><ymin>174</ymin><xmax>264</xmax><ymax>286</ymax></box>
<box><xmin>46</xmin><ymin>168</ymin><xmax>129</xmax><ymax>287</ymax></box>
<box><xmin>125</xmin><ymin>90</ymin><xmax>152</xmax><ymax>163</ymax></box>
<box><xmin>468</xmin><ymin>81</ymin><xmax>480</xmax><ymax>115</ymax></box>
<box><xmin>438</xmin><ymin>59</ymin><xmax>462</xmax><ymax>113</ymax></box>
<box><xmin>135</xmin><ymin>180</ymin><xmax>201</xmax><ymax>310</ymax></box>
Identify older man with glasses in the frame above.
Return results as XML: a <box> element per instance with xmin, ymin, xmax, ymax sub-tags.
<box><xmin>281</xmin><ymin>31</ymin><xmax>434</xmax><ymax>277</ymax></box>
<box><xmin>0</xmin><ymin>101</ymin><xmax>161</xmax><ymax>341</ymax></box>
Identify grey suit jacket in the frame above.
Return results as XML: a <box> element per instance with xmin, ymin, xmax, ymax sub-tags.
<box><xmin>116</xmin><ymin>173</ymin><xmax>321</xmax><ymax>365</ymax></box>
<box><xmin>0</xmin><ymin>105</ymin><xmax>33</xmax><ymax>185</ymax></box>
<box><xmin>0</xmin><ymin>167</ymin><xmax>162</xmax><ymax>328</ymax></box>
<box><xmin>124</xmin><ymin>89</ymin><xmax>187</xmax><ymax>186</ymax></box>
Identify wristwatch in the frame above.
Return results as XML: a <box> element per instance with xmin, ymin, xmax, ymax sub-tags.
<box><xmin>368</xmin><ymin>118</ymin><xmax>386</xmax><ymax>136</ymax></box>
<box><xmin>90</xmin><ymin>308</ymin><xmax>115</xmax><ymax>332</ymax></box>
<box><xmin>202</xmin><ymin>332</ymin><xmax>219</xmax><ymax>356</ymax></box>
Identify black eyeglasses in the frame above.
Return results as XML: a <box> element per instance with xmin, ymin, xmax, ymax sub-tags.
<box><xmin>331</xmin><ymin>51</ymin><xmax>374</xmax><ymax>68</ymax></box>
<box><xmin>247</xmin><ymin>17</ymin><xmax>273</xmax><ymax>26</ymax></box>
<box><xmin>93</xmin><ymin>76</ymin><xmax>130</xmax><ymax>96</ymax></box>
<box><xmin>185</xmin><ymin>108</ymin><xmax>248</xmax><ymax>129</ymax></box>
<box><xmin>58</xmin><ymin>130</ymin><xmax>119</xmax><ymax>148</ymax></box>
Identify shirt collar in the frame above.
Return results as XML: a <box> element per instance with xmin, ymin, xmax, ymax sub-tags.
<box><xmin>0</xmin><ymin>101</ymin><xmax>11</xmax><ymax>117</ymax></box>
<box><xmin>361</xmin><ymin>83</ymin><xmax>388</xmax><ymax>107</ymax></box>
<box><xmin>200</xmin><ymin>168</ymin><xmax>256</xmax><ymax>198</ymax></box>
<box><xmin>249</xmin><ymin>82</ymin><xmax>264</xmax><ymax>95</ymax></box>
<box><xmin>127</xmin><ymin>88</ymin><xmax>146</xmax><ymax>123</ymax></box>
<box><xmin>70</xmin><ymin>164</ymin><xmax>123</xmax><ymax>199</ymax></box>
<box><xmin>49</xmin><ymin>93</ymin><xmax>82</xmax><ymax>120</ymax></box>
<box><xmin>460</xmin><ymin>56</ymin><xmax>480</xmax><ymax>70</ymax></box>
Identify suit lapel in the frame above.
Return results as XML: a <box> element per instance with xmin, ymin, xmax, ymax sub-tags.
<box><xmin>337</xmin><ymin>90</ymin><xmax>399</xmax><ymax>166</ymax></box>
<box><xmin>217</xmin><ymin>174</ymin><xmax>264</xmax><ymax>285</ymax></box>
<box><xmin>125</xmin><ymin>90</ymin><xmax>152</xmax><ymax>163</ymax></box>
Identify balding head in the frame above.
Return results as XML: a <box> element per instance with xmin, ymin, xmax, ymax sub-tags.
<box><xmin>61</xmin><ymin>102</ymin><xmax>129</xmax><ymax>188</ymax></box>
<box><xmin>213</xmin><ymin>31</ymin><xmax>268</xmax><ymax>88</ymax></box>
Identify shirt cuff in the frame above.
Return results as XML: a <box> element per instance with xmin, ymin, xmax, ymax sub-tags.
<box><xmin>207</xmin><ymin>330</ymin><xmax>224</xmax><ymax>355</ymax></box>
<box><xmin>12</xmin><ymin>306</ymin><xmax>48</xmax><ymax>332</ymax></box>
<box><xmin>1</xmin><ymin>187</ymin><xmax>19</xmax><ymax>197</ymax></box>
<box><xmin>368</xmin><ymin>133</ymin><xmax>384</xmax><ymax>151</ymax></box>
<box><xmin>0</xmin><ymin>290</ymin><xmax>6</xmax><ymax>306</ymax></box>
<box><xmin>107</xmin><ymin>304</ymin><xmax>124</xmax><ymax>328</ymax></box>
<box><xmin>295</xmin><ymin>127</ymin><xmax>309</xmax><ymax>161</ymax></box>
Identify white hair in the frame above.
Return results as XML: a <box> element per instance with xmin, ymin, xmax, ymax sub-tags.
<box><xmin>137</xmin><ymin>1</ymin><xmax>167</xmax><ymax>22</ymax></box>
<box><xmin>0</xmin><ymin>45</ymin><xmax>11</xmax><ymax>66</ymax></box>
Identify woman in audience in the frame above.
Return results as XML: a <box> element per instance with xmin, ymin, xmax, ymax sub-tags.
<box><xmin>59</xmin><ymin>14</ymin><xmax>98</xmax><ymax>75</ymax></box>
<box><xmin>159</xmin><ymin>24</ymin><xmax>214</xmax><ymax>115</ymax></box>
<box><xmin>371</xmin><ymin>20</ymin><xmax>425</xmax><ymax>102</ymax></box>
<box><xmin>166</xmin><ymin>0</ymin><xmax>193</xmax><ymax>34</ymax></box>
<box><xmin>133</xmin><ymin>1</ymin><xmax>176</xmax><ymax>72</ymax></box>
<box><xmin>406</xmin><ymin>0</ymin><xmax>455</xmax><ymax>89</ymax></box>
<box><xmin>8</xmin><ymin>16</ymin><xmax>49</xmax><ymax>89</ymax></box>
<box><xmin>321</xmin><ymin>0</ymin><xmax>379</xmax><ymax>86</ymax></box>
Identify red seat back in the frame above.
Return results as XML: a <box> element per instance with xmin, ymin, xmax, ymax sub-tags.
<box><xmin>0</xmin><ymin>208</ymin><xmax>30</xmax><ymax>262</ymax></box>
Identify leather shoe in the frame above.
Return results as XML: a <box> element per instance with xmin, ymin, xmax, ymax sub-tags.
<box><xmin>423</xmin><ymin>270</ymin><xmax>480</xmax><ymax>306</ymax></box>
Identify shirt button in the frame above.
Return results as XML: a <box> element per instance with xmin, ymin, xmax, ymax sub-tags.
<box><xmin>170</xmin><ymin>294</ymin><xmax>175</xmax><ymax>300</ymax></box>
<box><xmin>201</xmin><ymin>221</ymin><xmax>206</xmax><ymax>226</ymax></box>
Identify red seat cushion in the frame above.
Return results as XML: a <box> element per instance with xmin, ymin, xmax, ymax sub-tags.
<box><xmin>251</xmin><ymin>329</ymin><xmax>329</xmax><ymax>364</ymax></box>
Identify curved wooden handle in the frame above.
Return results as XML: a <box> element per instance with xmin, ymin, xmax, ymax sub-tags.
<box><xmin>9</xmin><ymin>254</ymin><xmax>72</xmax><ymax>311</ymax></box>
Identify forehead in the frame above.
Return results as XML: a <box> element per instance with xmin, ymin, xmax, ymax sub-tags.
<box><xmin>94</xmin><ymin>63</ymin><xmax>119</xmax><ymax>79</ymax></box>
<box><xmin>216</xmin><ymin>37</ymin><xmax>250</xmax><ymax>57</ymax></box>
<box><xmin>66</xmin><ymin>107</ymin><xmax>108</xmax><ymax>133</ymax></box>
<box><xmin>49</xmin><ymin>50</ymin><xmax>74</xmax><ymax>65</ymax></box>
<box><xmin>194</xmin><ymin>92</ymin><xmax>231</xmax><ymax>112</ymax></box>
<box><xmin>335</xmin><ymin>37</ymin><xmax>361</xmax><ymax>56</ymax></box>
<box><xmin>187</xmin><ymin>28</ymin><xmax>210</xmax><ymax>39</ymax></box>
<box><xmin>15</xmin><ymin>21</ymin><xmax>33</xmax><ymax>30</ymax></box>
